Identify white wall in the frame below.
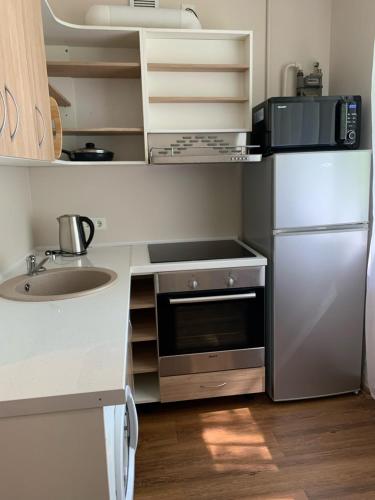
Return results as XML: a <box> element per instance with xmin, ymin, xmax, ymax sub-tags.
<box><xmin>330</xmin><ymin>0</ymin><xmax>375</xmax><ymax>148</ymax></box>
<box><xmin>268</xmin><ymin>0</ymin><xmax>332</xmax><ymax>97</ymax></box>
<box><xmin>30</xmin><ymin>164</ymin><xmax>241</xmax><ymax>246</ymax></box>
<box><xmin>0</xmin><ymin>167</ymin><xmax>33</xmax><ymax>276</ymax></box>
<box><xmin>29</xmin><ymin>0</ymin><xmax>334</xmax><ymax>247</ymax></box>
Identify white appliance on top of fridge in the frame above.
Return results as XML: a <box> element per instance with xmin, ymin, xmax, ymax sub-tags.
<box><xmin>242</xmin><ymin>150</ymin><xmax>371</xmax><ymax>401</ymax></box>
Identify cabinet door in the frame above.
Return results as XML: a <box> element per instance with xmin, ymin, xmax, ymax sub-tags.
<box><xmin>0</xmin><ymin>42</ymin><xmax>8</xmax><ymax>154</ymax></box>
<box><xmin>1</xmin><ymin>0</ymin><xmax>38</xmax><ymax>159</ymax></box>
<box><xmin>22</xmin><ymin>0</ymin><xmax>54</xmax><ymax>161</ymax></box>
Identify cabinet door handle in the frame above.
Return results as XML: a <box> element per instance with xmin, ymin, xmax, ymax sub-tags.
<box><xmin>35</xmin><ymin>105</ymin><xmax>45</xmax><ymax>147</ymax></box>
<box><xmin>0</xmin><ymin>89</ymin><xmax>6</xmax><ymax>136</ymax></box>
<box><xmin>200</xmin><ymin>382</ymin><xmax>227</xmax><ymax>389</ymax></box>
<box><xmin>5</xmin><ymin>86</ymin><xmax>19</xmax><ymax>140</ymax></box>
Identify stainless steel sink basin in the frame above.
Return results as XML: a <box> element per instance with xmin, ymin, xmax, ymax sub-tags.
<box><xmin>0</xmin><ymin>267</ymin><xmax>118</xmax><ymax>302</ymax></box>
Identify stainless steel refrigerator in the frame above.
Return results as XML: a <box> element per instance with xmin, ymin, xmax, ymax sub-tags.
<box><xmin>242</xmin><ymin>150</ymin><xmax>371</xmax><ymax>401</ymax></box>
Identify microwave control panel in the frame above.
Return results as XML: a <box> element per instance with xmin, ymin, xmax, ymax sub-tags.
<box><xmin>340</xmin><ymin>101</ymin><xmax>359</xmax><ymax>146</ymax></box>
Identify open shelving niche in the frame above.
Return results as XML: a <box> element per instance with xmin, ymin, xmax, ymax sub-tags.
<box><xmin>42</xmin><ymin>0</ymin><xmax>147</xmax><ymax>165</ymax></box>
<box><xmin>129</xmin><ymin>275</ymin><xmax>160</xmax><ymax>404</ymax></box>
<box><xmin>142</xmin><ymin>29</ymin><xmax>252</xmax><ymax>133</ymax></box>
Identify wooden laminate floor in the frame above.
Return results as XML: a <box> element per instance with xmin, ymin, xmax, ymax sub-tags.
<box><xmin>135</xmin><ymin>393</ymin><xmax>375</xmax><ymax>499</ymax></box>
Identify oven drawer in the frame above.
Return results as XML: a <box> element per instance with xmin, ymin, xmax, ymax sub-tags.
<box><xmin>160</xmin><ymin>367</ymin><xmax>265</xmax><ymax>402</ymax></box>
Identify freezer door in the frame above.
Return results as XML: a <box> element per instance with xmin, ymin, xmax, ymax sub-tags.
<box><xmin>274</xmin><ymin>151</ymin><xmax>371</xmax><ymax>229</ymax></box>
<box><xmin>272</xmin><ymin>227</ymin><xmax>367</xmax><ymax>401</ymax></box>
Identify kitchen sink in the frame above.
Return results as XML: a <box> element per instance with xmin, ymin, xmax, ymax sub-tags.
<box><xmin>0</xmin><ymin>267</ymin><xmax>118</xmax><ymax>302</ymax></box>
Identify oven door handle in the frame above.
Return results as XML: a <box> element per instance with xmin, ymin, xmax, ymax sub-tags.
<box><xmin>169</xmin><ymin>292</ymin><xmax>256</xmax><ymax>305</ymax></box>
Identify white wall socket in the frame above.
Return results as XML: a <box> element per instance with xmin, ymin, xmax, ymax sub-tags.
<box><xmin>91</xmin><ymin>217</ymin><xmax>107</xmax><ymax>230</ymax></box>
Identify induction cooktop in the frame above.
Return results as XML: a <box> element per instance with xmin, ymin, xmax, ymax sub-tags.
<box><xmin>148</xmin><ymin>240</ymin><xmax>256</xmax><ymax>264</ymax></box>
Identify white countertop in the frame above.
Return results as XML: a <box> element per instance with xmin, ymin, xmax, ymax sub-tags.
<box><xmin>0</xmin><ymin>241</ymin><xmax>266</xmax><ymax>418</ymax></box>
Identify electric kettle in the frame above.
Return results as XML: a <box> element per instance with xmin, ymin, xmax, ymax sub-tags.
<box><xmin>57</xmin><ymin>215</ymin><xmax>95</xmax><ymax>255</ymax></box>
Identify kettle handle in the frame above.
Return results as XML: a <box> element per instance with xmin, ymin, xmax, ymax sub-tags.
<box><xmin>79</xmin><ymin>216</ymin><xmax>95</xmax><ymax>249</ymax></box>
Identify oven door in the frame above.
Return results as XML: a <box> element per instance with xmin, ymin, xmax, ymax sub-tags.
<box><xmin>157</xmin><ymin>287</ymin><xmax>265</xmax><ymax>376</ymax></box>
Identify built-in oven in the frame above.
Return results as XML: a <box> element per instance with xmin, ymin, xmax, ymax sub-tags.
<box><xmin>156</xmin><ymin>267</ymin><xmax>265</xmax><ymax>376</ymax></box>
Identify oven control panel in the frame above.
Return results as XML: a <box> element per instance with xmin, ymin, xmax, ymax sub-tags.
<box><xmin>156</xmin><ymin>266</ymin><xmax>265</xmax><ymax>294</ymax></box>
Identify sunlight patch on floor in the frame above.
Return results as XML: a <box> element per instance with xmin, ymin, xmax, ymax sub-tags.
<box><xmin>199</xmin><ymin>406</ymin><xmax>279</xmax><ymax>473</ymax></box>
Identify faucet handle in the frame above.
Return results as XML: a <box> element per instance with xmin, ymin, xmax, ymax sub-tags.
<box><xmin>26</xmin><ymin>255</ymin><xmax>36</xmax><ymax>275</ymax></box>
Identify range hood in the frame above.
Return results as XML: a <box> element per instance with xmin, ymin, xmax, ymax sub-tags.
<box><xmin>148</xmin><ymin>133</ymin><xmax>261</xmax><ymax>164</ymax></box>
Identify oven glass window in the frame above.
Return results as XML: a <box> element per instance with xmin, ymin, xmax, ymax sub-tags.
<box><xmin>158</xmin><ymin>288</ymin><xmax>264</xmax><ymax>356</ymax></box>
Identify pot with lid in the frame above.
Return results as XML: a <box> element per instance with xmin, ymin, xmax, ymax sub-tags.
<box><xmin>62</xmin><ymin>143</ymin><xmax>114</xmax><ymax>162</ymax></box>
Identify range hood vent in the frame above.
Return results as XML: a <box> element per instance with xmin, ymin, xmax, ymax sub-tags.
<box><xmin>148</xmin><ymin>133</ymin><xmax>262</xmax><ymax>164</ymax></box>
<box><xmin>130</xmin><ymin>0</ymin><xmax>159</xmax><ymax>7</ymax></box>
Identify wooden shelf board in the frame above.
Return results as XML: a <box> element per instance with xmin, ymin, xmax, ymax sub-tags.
<box><xmin>148</xmin><ymin>63</ymin><xmax>249</xmax><ymax>73</ymax></box>
<box><xmin>47</xmin><ymin>61</ymin><xmax>141</xmax><ymax>79</ymax></box>
<box><xmin>130</xmin><ymin>279</ymin><xmax>155</xmax><ymax>310</ymax></box>
<box><xmin>149</xmin><ymin>96</ymin><xmax>248</xmax><ymax>104</ymax></box>
<box><xmin>63</xmin><ymin>128</ymin><xmax>144</xmax><ymax>136</ymax></box>
<box><xmin>134</xmin><ymin>373</ymin><xmax>160</xmax><ymax>404</ymax></box>
<box><xmin>48</xmin><ymin>83</ymin><xmax>71</xmax><ymax>107</ymax></box>
<box><xmin>133</xmin><ymin>344</ymin><xmax>158</xmax><ymax>374</ymax></box>
<box><xmin>132</xmin><ymin>317</ymin><xmax>157</xmax><ymax>342</ymax></box>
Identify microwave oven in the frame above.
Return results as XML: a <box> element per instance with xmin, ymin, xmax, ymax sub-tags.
<box><xmin>252</xmin><ymin>96</ymin><xmax>361</xmax><ymax>155</ymax></box>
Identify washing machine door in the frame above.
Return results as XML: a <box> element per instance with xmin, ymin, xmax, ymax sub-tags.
<box><xmin>115</xmin><ymin>386</ymin><xmax>139</xmax><ymax>500</ymax></box>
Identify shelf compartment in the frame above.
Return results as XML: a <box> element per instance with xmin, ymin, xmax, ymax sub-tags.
<box><xmin>63</xmin><ymin>128</ymin><xmax>143</xmax><ymax>136</ymax></box>
<box><xmin>131</xmin><ymin>309</ymin><xmax>157</xmax><ymax>342</ymax></box>
<box><xmin>130</xmin><ymin>276</ymin><xmax>155</xmax><ymax>310</ymax></box>
<box><xmin>148</xmin><ymin>63</ymin><xmax>249</xmax><ymax>72</ymax></box>
<box><xmin>47</xmin><ymin>61</ymin><xmax>141</xmax><ymax>78</ymax></box>
<box><xmin>149</xmin><ymin>96</ymin><xmax>248</xmax><ymax>104</ymax></box>
<box><xmin>132</xmin><ymin>342</ymin><xmax>158</xmax><ymax>374</ymax></box>
<box><xmin>134</xmin><ymin>373</ymin><xmax>160</xmax><ymax>404</ymax></box>
<box><xmin>48</xmin><ymin>83</ymin><xmax>71</xmax><ymax>107</ymax></box>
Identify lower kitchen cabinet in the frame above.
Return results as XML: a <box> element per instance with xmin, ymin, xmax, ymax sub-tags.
<box><xmin>159</xmin><ymin>367</ymin><xmax>265</xmax><ymax>403</ymax></box>
<box><xmin>129</xmin><ymin>273</ymin><xmax>266</xmax><ymax>405</ymax></box>
<box><xmin>0</xmin><ymin>406</ymin><xmax>119</xmax><ymax>500</ymax></box>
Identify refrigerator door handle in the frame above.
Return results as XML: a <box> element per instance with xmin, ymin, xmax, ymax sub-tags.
<box><xmin>273</xmin><ymin>223</ymin><xmax>368</xmax><ymax>235</ymax></box>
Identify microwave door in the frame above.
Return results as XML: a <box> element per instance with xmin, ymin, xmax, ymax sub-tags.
<box><xmin>271</xmin><ymin>100</ymin><xmax>337</xmax><ymax>148</ymax></box>
<box><xmin>271</xmin><ymin>102</ymin><xmax>319</xmax><ymax>147</ymax></box>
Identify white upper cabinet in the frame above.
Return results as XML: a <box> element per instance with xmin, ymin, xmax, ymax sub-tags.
<box><xmin>141</xmin><ymin>29</ymin><xmax>253</xmax><ymax>133</ymax></box>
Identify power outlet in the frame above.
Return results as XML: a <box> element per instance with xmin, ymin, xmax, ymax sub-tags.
<box><xmin>91</xmin><ymin>217</ymin><xmax>107</xmax><ymax>231</ymax></box>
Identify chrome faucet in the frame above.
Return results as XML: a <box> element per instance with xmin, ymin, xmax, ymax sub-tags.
<box><xmin>26</xmin><ymin>255</ymin><xmax>51</xmax><ymax>276</ymax></box>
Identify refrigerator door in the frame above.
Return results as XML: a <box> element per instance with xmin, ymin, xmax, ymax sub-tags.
<box><xmin>274</xmin><ymin>150</ymin><xmax>371</xmax><ymax>230</ymax></box>
<box><xmin>271</xmin><ymin>227</ymin><xmax>367</xmax><ymax>401</ymax></box>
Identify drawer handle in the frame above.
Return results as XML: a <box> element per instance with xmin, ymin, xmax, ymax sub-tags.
<box><xmin>5</xmin><ymin>85</ymin><xmax>19</xmax><ymax>140</ymax></box>
<box><xmin>200</xmin><ymin>382</ymin><xmax>227</xmax><ymax>389</ymax></box>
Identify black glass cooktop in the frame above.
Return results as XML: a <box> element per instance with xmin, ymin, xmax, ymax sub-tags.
<box><xmin>148</xmin><ymin>240</ymin><xmax>256</xmax><ymax>263</ymax></box>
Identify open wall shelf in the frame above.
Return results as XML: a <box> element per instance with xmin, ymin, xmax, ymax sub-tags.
<box><xmin>48</xmin><ymin>83</ymin><xmax>71</xmax><ymax>107</ymax></box>
<box><xmin>143</xmin><ymin>29</ymin><xmax>253</xmax><ymax>132</ymax></box>
<box><xmin>149</xmin><ymin>96</ymin><xmax>248</xmax><ymax>104</ymax></box>
<box><xmin>63</xmin><ymin>127</ymin><xmax>143</xmax><ymax>136</ymax></box>
<box><xmin>47</xmin><ymin>61</ymin><xmax>141</xmax><ymax>78</ymax></box>
<box><xmin>147</xmin><ymin>63</ymin><xmax>249</xmax><ymax>72</ymax></box>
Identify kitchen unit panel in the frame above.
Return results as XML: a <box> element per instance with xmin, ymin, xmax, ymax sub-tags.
<box><xmin>272</xmin><ymin>228</ymin><xmax>367</xmax><ymax>401</ymax></box>
<box><xmin>274</xmin><ymin>150</ymin><xmax>371</xmax><ymax>229</ymax></box>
